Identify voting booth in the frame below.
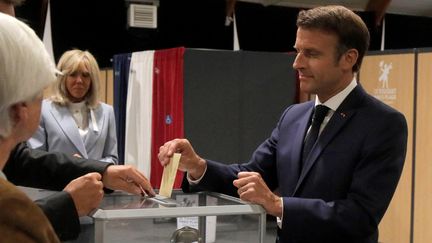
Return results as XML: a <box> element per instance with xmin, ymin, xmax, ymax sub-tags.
<box><xmin>110</xmin><ymin>48</ymin><xmax>297</xmax><ymax>189</ymax></box>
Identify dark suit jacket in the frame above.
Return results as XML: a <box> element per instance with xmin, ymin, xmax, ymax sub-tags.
<box><xmin>183</xmin><ymin>85</ymin><xmax>408</xmax><ymax>243</ymax></box>
<box><xmin>3</xmin><ymin>142</ymin><xmax>111</xmax><ymax>241</ymax></box>
<box><xmin>0</xmin><ymin>178</ymin><xmax>59</xmax><ymax>243</ymax></box>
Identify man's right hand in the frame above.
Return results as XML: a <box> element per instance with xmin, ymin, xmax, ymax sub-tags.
<box><xmin>63</xmin><ymin>172</ymin><xmax>104</xmax><ymax>216</ymax></box>
<box><xmin>158</xmin><ymin>138</ymin><xmax>207</xmax><ymax>180</ymax></box>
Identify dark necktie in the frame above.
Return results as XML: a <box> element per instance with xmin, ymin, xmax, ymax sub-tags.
<box><xmin>302</xmin><ymin>105</ymin><xmax>329</xmax><ymax>163</ymax></box>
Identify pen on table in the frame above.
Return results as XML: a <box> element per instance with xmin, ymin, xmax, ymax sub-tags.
<box><xmin>125</xmin><ymin>177</ymin><xmax>147</xmax><ymax>197</ymax></box>
<box><xmin>138</xmin><ymin>184</ymin><xmax>146</xmax><ymax>197</ymax></box>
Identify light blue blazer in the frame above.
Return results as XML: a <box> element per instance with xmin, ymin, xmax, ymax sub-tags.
<box><xmin>28</xmin><ymin>100</ymin><xmax>118</xmax><ymax>164</ymax></box>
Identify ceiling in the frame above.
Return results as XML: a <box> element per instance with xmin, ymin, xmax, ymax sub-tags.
<box><xmin>239</xmin><ymin>0</ymin><xmax>432</xmax><ymax>17</ymax></box>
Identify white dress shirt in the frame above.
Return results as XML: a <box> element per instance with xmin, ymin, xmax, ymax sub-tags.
<box><xmin>68</xmin><ymin>101</ymin><xmax>89</xmax><ymax>137</ymax></box>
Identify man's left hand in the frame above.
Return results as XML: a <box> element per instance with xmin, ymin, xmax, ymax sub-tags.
<box><xmin>233</xmin><ymin>171</ymin><xmax>282</xmax><ymax>217</ymax></box>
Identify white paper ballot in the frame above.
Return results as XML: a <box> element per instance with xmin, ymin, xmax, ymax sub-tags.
<box><xmin>159</xmin><ymin>153</ymin><xmax>181</xmax><ymax>198</ymax></box>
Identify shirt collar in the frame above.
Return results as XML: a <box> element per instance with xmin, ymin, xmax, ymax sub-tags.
<box><xmin>68</xmin><ymin>101</ymin><xmax>87</xmax><ymax>111</ymax></box>
<box><xmin>314</xmin><ymin>76</ymin><xmax>357</xmax><ymax>111</ymax></box>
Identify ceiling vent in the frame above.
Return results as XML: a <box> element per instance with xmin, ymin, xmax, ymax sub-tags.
<box><xmin>128</xmin><ymin>4</ymin><xmax>157</xmax><ymax>29</ymax></box>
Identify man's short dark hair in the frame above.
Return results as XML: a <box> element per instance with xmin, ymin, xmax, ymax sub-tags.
<box><xmin>296</xmin><ymin>5</ymin><xmax>370</xmax><ymax>72</ymax></box>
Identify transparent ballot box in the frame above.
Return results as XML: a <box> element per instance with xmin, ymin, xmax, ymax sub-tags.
<box><xmin>92</xmin><ymin>190</ymin><xmax>266</xmax><ymax>243</ymax></box>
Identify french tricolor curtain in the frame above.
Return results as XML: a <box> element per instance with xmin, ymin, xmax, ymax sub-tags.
<box><xmin>151</xmin><ymin>48</ymin><xmax>185</xmax><ymax>189</ymax></box>
<box><xmin>113</xmin><ymin>53</ymin><xmax>132</xmax><ymax>164</ymax></box>
<box><xmin>121</xmin><ymin>47</ymin><xmax>184</xmax><ymax>189</ymax></box>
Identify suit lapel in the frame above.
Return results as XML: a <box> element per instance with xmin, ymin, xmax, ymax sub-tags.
<box><xmin>293</xmin><ymin>86</ymin><xmax>366</xmax><ymax>195</ymax></box>
<box><xmin>280</xmin><ymin>105</ymin><xmax>314</xmax><ymax>196</ymax></box>
<box><xmin>50</xmin><ymin>103</ymin><xmax>88</xmax><ymax>157</ymax></box>
<box><xmin>293</xmin><ymin>106</ymin><xmax>313</xmax><ymax>176</ymax></box>
<box><xmin>84</xmin><ymin>105</ymin><xmax>105</xmax><ymax>152</ymax></box>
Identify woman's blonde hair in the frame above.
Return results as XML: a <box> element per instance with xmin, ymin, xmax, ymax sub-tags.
<box><xmin>51</xmin><ymin>49</ymin><xmax>100</xmax><ymax>108</ymax></box>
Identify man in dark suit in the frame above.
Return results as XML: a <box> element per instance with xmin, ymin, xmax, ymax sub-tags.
<box><xmin>158</xmin><ymin>5</ymin><xmax>408</xmax><ymax>243</ymax></box>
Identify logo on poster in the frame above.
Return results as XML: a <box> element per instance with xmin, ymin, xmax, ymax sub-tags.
<box><xmin>373</xmin><ymin>61</ymin><xmax>396</xmax><ymax>104</ymax></box>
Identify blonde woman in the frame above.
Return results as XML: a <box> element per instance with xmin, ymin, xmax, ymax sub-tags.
<box><xmin>29</xmin><ymin>50</ymin><xmax>118</xmax><ymax>164</ymax></box>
